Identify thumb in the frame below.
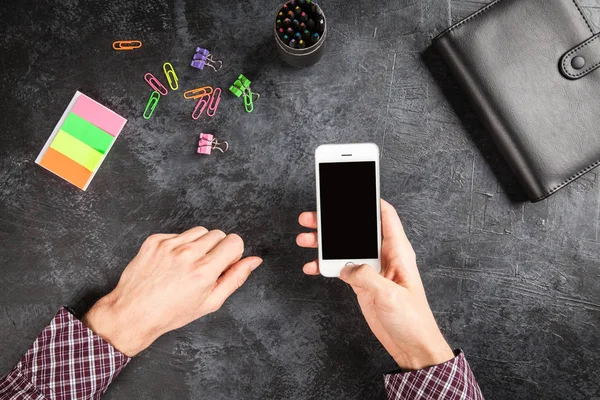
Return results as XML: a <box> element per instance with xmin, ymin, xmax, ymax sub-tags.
<box><xmin>340</xmin><ymin>264</ymin><xmax>387</xmax><ymax>293</ymax></box>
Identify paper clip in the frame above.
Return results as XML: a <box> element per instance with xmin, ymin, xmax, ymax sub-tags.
<box><xmin>183</xmin><ymin>86</ymin><xmax>213</xmax><ymax>100</ymax></box>
<box><xmin>207</xmin><ymin>88</ymin><xmax>221</xmax><ymax>117</ymax></box>
<box><xmin>143</xmin><ymin>91</ymin><xmax>160</xmax><ymax>119</ymax></box>
<box><xmin>192</xmin><ymin>95</ymin><xmax>210</xmax><ymax>120</ymax></box>
<box><xmin>144</xmin><ymin>73</ymin><xmax>168</xmax><ymax>96</ymax></box>
<box><xmin>243</xmin><ymin>91</ymin><xmax>255</xmax><ymax>113</ymax></box>
<box><xmin>163</xmin><ymin>62</ymin><xmax>178</xmax><ymax>91</ymax></box>
<box><xmin>242</xmin><ymin>90</ymin><xmax>261</xmax><ymax>113</ymax></box>
<box><xmin>197</xmin><ymin>133</ymin><xmax>229</xmax><ymax>155</ymax></box>
<box><xmin>229</xmin><ymin>74</ymin><xmax>259</xmax><ymax>113</ymax></box>
<box><xmin>113</xmin><ymin>40</ymin><xmax>142</xmax><ymax>51</ymax></box>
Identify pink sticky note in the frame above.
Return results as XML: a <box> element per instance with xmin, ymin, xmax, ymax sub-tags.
<box><xmin>71</xmin><ymin>94</ymin><xmax>127</xmax><ymax>137</ymax></box>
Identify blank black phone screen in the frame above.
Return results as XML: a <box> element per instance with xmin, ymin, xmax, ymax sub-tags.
<box><xmin>319</xmin><ymin>161</ymin><xmax>378</xmax><ymax>260</ymax></box>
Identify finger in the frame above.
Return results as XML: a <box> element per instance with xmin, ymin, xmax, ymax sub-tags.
<box><xmin>190</xmin><ymin>229</ymin><xmax>228</xmax><ymax>256</ymax></box>
<box><xmin>340</xmin><ymin>264</ymin><xmax>388</xmax><ymax>293</ymax></box>
<box><xmin>165</xmin><ymin>226</ymin><xmax>209</xmax><ymax>248</ymax></box>
<box><xmin>380</xmin><ymin>199</ymin><xmax>409</xmax><ymax>243</ymax></box>
<box><xmin>296</xmin><ymin>232</ymin><xmax>318</xmax><ymax>248</ymax></box>
<box><xmin>379</xmin><ymin>199</ymin><xmax>419</xmax><ymax>279</ymax></box>
<box><xmin>298</xmin><ymin>212</ymin><xmax>317</xmax><ymax>229</ymax></box>
<box><xmin>203</xmin><ymin>233</ymin><xmax>245</xmax><ymax>276</ymax></box>
<box><xmin>146</xmin><ymin>233</ymin><xmax>178</xmax><ymax>243</ymax></box>
<box><xmin>206</xmin><ymin>257</ymin><xmax>263</xmax><ymax>312</ymax></box>
<box><xmin>302</xmin><ymin>260</ymin><xmax>320</xmax><ymax>275</ymax></box>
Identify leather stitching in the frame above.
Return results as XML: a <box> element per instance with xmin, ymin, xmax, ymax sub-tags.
<box><xmin>534</xmin><ymin>158</ymin><xmax>600</xmax><ymax>201</ymax></box>
<box><xmin>562</xmin><ymin>34</ymin><xmax>600</xmax><ymax>78</ymax></box>
<box><xmin>443</xmin><ymin>0</ymin><xmax>594</xmax><ymax>36</ymax></box>
<box><xmin>571</xmin><ymin>0</ymin><xmax>594</xmax><ymax>34</ymax></box>
<box><xmin>445</xmin><ymin>0</ymin><xmax>505</xmax><ymax>34</ymax></box>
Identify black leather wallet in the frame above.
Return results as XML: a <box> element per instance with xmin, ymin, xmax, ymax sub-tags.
<box><xmin>433</xmin><ymin>0</ymin><xmax>600</xmax><ymax>202</ymax></box>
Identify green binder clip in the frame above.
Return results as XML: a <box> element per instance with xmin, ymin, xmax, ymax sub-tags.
<box><xmin>229</xmin><ymin>74</ymin><xmax>260</xmax><ymax>113</ymax></box>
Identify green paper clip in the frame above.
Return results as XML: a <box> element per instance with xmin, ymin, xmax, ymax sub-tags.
<box><xmin>243</xmin><ymin>91</ymin><xmax>254</xmax><ymax>113</ymax></box>
<box><xmin>229</xmin><ymin>74</ymin><xmax>259</xmax><ymax>113</ymax></box>
<box><xmin>143</xmin><ymin>91</ymin><xmax>160</xmax><ymax>119</ymax></box>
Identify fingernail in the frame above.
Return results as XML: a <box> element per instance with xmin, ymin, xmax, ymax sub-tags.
<box><xmin>339</xmin><ymin>266</ymin><xmax>350</xmax><ymax>280</ymax></box>
<box><xmin>250</xmin><ymin>258</ymin><xmax>263</xmax><ymax>271</ymax></box>
<box><xmin>339</xmin><ymin>265</ymin><xmax>355</xmax><ymax>280</ymax></box>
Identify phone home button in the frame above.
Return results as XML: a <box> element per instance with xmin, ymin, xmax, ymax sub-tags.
<box><xmin>345</xmin><ymin>262</ymin><xmax>356</xmax><ymax>266</ymax></box>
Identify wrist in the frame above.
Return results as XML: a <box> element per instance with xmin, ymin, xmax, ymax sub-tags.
<box><xmin>82</xmin><ymin>294</ymin><xmax>157</xmax><ymax>357</ymax></box>
<box><xmin>392</xmin><ymin>334</ymin><xmax>454</xmax><ymax>371</ymax></box>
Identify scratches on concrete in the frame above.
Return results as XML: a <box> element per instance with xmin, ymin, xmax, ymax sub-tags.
<box><xmin>380</xmin><ymin>52</ymin><xmax>397</xmax><ymax>155</ymax></box>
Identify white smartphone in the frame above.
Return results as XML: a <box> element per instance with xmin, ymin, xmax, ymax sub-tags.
<box><xmin>315</xmin><ymin>143</ymin><xmax>382</xmax><ymax>277</ymax></box>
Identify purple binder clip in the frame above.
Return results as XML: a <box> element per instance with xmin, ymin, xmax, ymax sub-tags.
<box><xmin>191</xmin><ymin>59</ymin><xmax>207</xmax><ymax>70</ymax></box>
<box><xmin>195</xmin><ymin>47</ymin><xmax>210</xmax><ymax>57</ymax></box>
<box><xmin>193</xmin><ymin>52</ymin><xmax>208</xmax><ymax>61</ymax></box>
<box><xmin>190</xmin><ymin>46</ymin><xmax>222</xmax><ymax>71</ymax></box>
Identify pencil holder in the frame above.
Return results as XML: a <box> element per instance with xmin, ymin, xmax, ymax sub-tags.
<box><xmin>274</xmin><ymin>1</ymin><xmax>327</xmax><ymax>68</ymax></box>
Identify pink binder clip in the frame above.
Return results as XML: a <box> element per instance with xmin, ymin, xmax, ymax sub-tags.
<box><xmin>197</xmin><ymin>133</ymin><xmax>228</xmax><ymax>155</ymax></box>
<box><xmin>192</xmin><ymin>95</ymin><xmax>210</xmax><ymax>120</ymax></box>
<box><xmin>206</xmin><ymin>88</ymin><xmax>221</xmax><ymax>117</ymax></box>
<box><xmin>144</xmin><ymin>73</ymin><xmax>168</xmax><ymax>95</ymax></box>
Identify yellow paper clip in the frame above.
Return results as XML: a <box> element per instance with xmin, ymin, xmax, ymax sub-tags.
<box><xmin>143</xmin><ymin>91</ymin><xmax>161</xmax><ymax>119</ymax></box>
<box><xmin>112</xmin><ymin>40</ymin><xmax>142</xmax><ymax>51</ymax></box>
<box><xmin>183</xmin><ymin>86</ymin><xmax>214</xmax><ymax>100</ymax></box>
<box><xmin>163</xmin><ymin>62</ymin><xmax>179</xmax><ymax>91</ymax></box>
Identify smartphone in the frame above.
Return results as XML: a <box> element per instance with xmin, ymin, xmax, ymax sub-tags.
<box><xmin>315</xmin><ymin>143</ymin><xmax>382</xmax><ymax>277</ymax></box>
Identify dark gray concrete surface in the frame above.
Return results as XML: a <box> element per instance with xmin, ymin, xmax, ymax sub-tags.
<box><xmin>2</xmin><ymin>0</ymin><xmax>600</xmax><ymax>398</ymax></box>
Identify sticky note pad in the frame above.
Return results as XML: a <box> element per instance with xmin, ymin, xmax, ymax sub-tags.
<box><xmin>35</xmin><ymin>91</ymin><xmax>127</xmax><ymax>190</ymax></box>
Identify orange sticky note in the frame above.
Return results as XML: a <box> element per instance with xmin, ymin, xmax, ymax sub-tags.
<box><xmin>38</xmin><ymin>148</ymin><xmax>93</xmax><ymax>190</ymax></box>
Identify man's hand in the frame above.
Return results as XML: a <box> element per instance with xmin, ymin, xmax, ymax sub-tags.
<box><xmin>296</xmin><ymin>200</ymin><xmax>454</xmax><ymax>371</ymax></box>
<box><xmin>83</xmin><ymin>227</ymin><xmax>263</xmax><ymax>356</ymax></box>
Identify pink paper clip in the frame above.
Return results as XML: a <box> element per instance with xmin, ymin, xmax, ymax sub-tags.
<box><xmin>206</xmin><ymin>88</ymin><xmax>221</xmax><ymax>117</ymax></box>
<box><xmin>192</xmin><ymin>95</ymin><xmax>210</xmax><ymax>120</ymax></box>
<box><xmin>144</xmin><ymin>73</ymin><xmax>168</xmax><ymax>95</ymax></box>
<box><xmin>197</xmin><ymin>133</ymin><xmax>229</xmax><ymax>155</ymax></box>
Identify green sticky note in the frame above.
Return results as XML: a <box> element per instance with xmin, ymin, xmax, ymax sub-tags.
<box><xmin>50</xmin><ymin>130</ymin><xmax>104</xmax><ymax>171</ymax></box>
<box><xmin>60</xmin><ymin>113</ymin><xmax>115</xmax><ymax>154</ymax></box>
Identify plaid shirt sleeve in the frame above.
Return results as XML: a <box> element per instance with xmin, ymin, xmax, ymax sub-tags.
<box><xmin>384</xmin><ymin>350</ymin><xmax>484</xmax><ymax>400</ymax></box>
<box><xmin>0</xmin><ymin>307</ymin><xmax>130</xmax><ymax>400</ymax></box>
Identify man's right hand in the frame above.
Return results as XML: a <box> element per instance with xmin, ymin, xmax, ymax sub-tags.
<box><xmin>83</xmin><ymin>227</ymin><xmax>262</xmax><ymax>357</ymax></box>
<box><xmin>296</xmin><ymin>199</ymin><xmax>454</xmax><ymax>371</ymax></box>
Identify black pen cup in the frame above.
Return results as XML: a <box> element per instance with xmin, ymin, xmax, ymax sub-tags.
<box><xmin>274</xmin><ymin>2</ymin><xmax>327</xmax><ymax>68</ymax></box>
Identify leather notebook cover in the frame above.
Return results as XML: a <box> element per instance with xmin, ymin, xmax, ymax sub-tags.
<box><xmin>433</xmin><ymin>0</ymin><xmax>600</xmax><ymax>202</ymax></box>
